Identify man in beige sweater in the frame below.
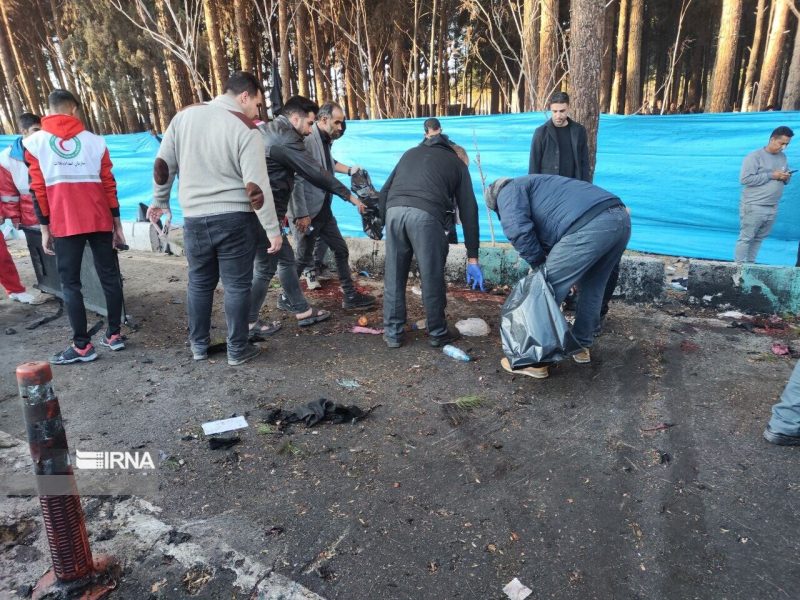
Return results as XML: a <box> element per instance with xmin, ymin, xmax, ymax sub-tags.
<box><xmin>148</xmin><ymin>71</ymin><xmax>281</xmax><ymax>366</ymax></box>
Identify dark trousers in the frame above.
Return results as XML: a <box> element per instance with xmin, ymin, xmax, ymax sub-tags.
<box><xmin>294</xmin><ymin>210</ymin><xmax>355</xmax><ymax>296</ymax></box>
<box><xmin>383</xmin><ymin>206</ymin><xmax>449</xmax><ymax>339</ymax></box>
<box><xmin>183</xmin><ymin>212</ymin><xmax>258</xmax><ymax>359</ymax></box>
<box><xmin>54</xmin><ymin>232</ymin><xmax>123</xmax><ymax>348</ymax></box>
<box><xmin>249</xmin><ymin>227</ymin><xmax>309</xmax><ymax>321</ymax></box>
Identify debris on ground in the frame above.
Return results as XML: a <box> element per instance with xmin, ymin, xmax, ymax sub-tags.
<box><xmin>641</xmin><ymin>422</ymin><xmax>676</xmax><ymax>432</ymax></box>
<box><xmin>718</xmin><ymin>310</ymin><xmax>746</xmax><ymax>320</ymax></box>
<box><xmin>503</xmin><ymin>577</ymin><xmax>533</xmax><ymax>600</ymax></box>
<box><xmin>351</xmin><ymin>326</ymin><xmax>383</xmax><ymax>334</ymax></box>
<box><xmin>336</xmin><ymin>378</ymin><xmax>361</xmax><ymax>389</ymax></box>
<box><xmin>201</xmin><ymin>416</ymin><xmax>249</xmax><ymax>436</ymax></box>
<box><xmin>357</xmin><ymin>316</ymin><xmax>369</xmax><ymax>326</ymax></box>
<box><xmin>680</xmin><ymin>339</ymin><xmax>700</xmax><ymax>353</ymax></box>
<box><xmin>25</xmin><ymin>301</ymin><xmax>64</xmax><ymax>330</ymax></box>
<box><xmin>4</xmin><ymin>328</ymin><xmax>15</xmax><ymax>335</ymax></box>
<box><xmin>771</xmin><ymin>342</ymin><xmax>791</xmax><ymax>356</ymax></box>
<box><xmin>670</xmin><ymin>278</ymin><xmax>688</xmax><ymax>291</ymax></box>
<box><xmin>264</xmin><ymin>398</ymin><xmax>378</xmax><ymax>429</ymax></box>
<box><xmin>442</xmin><ymin>345</ymin><xmax>471</xmax><ymax>362</ymax></box>
<box><xmin>208</xmin><ymin>435</ymin><xmax>241</xmax><ymax>450</ymax></box>
<box><xmin>411</xmin><ymin>285</ymin><xmax>422</xmax><ymax>296</ymax></box>
<box><xmin>455</xmin><ymin>317</ymin><xmax>491</xmax><ymax>337</ymax></box>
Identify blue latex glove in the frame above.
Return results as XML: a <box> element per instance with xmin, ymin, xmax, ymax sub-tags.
<box><xmin>466</xmin><ymin>263</ymin><xmax>485</xmax><ymax>291</ymax></box>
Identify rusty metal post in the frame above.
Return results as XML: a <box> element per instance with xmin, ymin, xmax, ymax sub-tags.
<box><xmin>17</xmin><ymin>361</ymin><xmax>118</xmax><ymax>599</ymax></box>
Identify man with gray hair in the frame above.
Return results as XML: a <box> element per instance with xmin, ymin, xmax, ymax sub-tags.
<box><xmin>290</xmin><ymin>101</ymin><xmax>374</xmax><ymax>309</ymax></box>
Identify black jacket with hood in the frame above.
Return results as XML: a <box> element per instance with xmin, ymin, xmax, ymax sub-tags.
<box><xmin>379</xmin><ymin>134</ymin><xmax>480</xmax><ymax>258</ymax></box>
<box><xmin>528</xmin><ymin>118</ymin><xmax>591</xmax><ymax>183</ymax></box>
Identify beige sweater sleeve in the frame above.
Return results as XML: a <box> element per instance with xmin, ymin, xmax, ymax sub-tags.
<box><xmin>240</xmin><ymin>128</ymin><xmax>280</xmax><ymax>238</ymax></box>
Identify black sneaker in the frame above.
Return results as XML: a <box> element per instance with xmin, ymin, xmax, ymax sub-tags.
<box><xmin>50</xmin><ymin>343</ymin><xmax>98</xmax><ymax>365</ymax></box>
<box><xmin>343</xmin><ymin>291</ymin><xmax>376</xmax><ymax>309</ymax></box>
<box><xmin>429</xmin><ymin>328</ymin><xmax>462</xmax><ymax>348</ymax></box>
<box><xmin>763</xmin><ymin>425</ymin><xmax>800</xmax><ymax>446</ymax></box>
<box><xmin>228</xmin><ymin>343</ymin><xmax>261</xmax><ymax>366</ymax></box>
<box><xmin>99</xmin><ymin>333</ymin><xmax>126</xmax><ymax>351</ymax></box>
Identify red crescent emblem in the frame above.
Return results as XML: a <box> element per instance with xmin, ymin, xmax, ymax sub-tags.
<box><xmin>58</xmin><ymin>139</ymin><xmax>69</xmax><ymax>151</ymax></box>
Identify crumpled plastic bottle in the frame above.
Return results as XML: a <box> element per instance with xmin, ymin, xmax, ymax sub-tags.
<box><xmin>442</xmin><ymin>344</ymin><xmax>471</xmax><ymax>362</ymax></box>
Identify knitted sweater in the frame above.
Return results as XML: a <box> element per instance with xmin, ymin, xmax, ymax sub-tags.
<box><xmin>152</xmin><ymin>94</ymin><xmax>280</xmax><ymax>237</ymax></box>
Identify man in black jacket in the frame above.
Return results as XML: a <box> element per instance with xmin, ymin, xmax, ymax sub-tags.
<box><xmin>249</xmin><ymin>96</ymin><xmax>370</xmax><ymax>333</ymax></box>
<box><xmin>528</xmin><ymin>91</ymin><xmax>590</xmax><ymax>183</ymax></box>
<box><xmin>380</xmin><ymin>134</ymin><xmax>484</xmax><ymax>348</ymax></box>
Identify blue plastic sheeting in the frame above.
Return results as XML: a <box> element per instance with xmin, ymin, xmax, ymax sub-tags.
<box><xmin>0</xmin><ymin>111</ymin><xmax>797</xmax><ymax>264</ymax></box>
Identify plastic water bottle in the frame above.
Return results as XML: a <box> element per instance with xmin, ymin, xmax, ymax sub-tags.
<box><xmin>442</xmin><ymin>344</ymin><xmax>471</xmax><ymax>362</ymax></box>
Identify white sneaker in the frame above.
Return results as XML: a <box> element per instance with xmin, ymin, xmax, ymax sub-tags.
<box><xmin>9</xmin><ymin>291</ymin><xmax>34</xmax><ymax>304</ymax></box>
<box><xmin>304</xmin><ymin>271</ymin><xmax>321</xmax><ymax>290</ymax></box>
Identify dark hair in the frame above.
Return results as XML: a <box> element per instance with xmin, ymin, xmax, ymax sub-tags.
<box><xmin>48</xmin><ymin>89</ymin><xmax>80</xmax><ymax>112</ymax></box>
<box><xmin>771</xmin><ymin>126</ymin><xmax>794</xmax><ymax>139</ymax></box>
<box><xmin>423</xmin><ymin>117</ymin><xmax>441</xmax><ymax>133</ymax></box>
<box><xmin>549</xmin><ymin>91</ymin><xmax>570</xmax><ymax>106</ymax></box>
<box><xmin>224</xmin><ymin>71</ymin><xmax>265</xmax><ymax>97</ymax></box>
<box><xmin>318</xmin><ymin>101</ymin><xmax>343</xmax><ymax>120</ymax></box>
<box><xmin>281</xmin><ymin>95</ymin><xmax>319</xmax><ymax>118</ymax></box>
<box><xmin>18</xmin><ymin>112</ymin><xmax>41</xmax><ymax>130</ymax></box>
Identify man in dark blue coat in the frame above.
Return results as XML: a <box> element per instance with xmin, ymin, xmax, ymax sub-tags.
<box><xmin>485</xmin><ymin>175</ymin><xmax>630</xmax><ymax>377</ymax></box>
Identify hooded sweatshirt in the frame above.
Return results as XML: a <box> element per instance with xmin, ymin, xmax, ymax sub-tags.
<box><xmin>0</xmin><ymin>136</ymin><xmax>37</xmax><ymax>227</ymax></box>
<box><xmin>23</xmin><ymin>114</ymin><xmax>119</xmax><ymax>237</ymax></box>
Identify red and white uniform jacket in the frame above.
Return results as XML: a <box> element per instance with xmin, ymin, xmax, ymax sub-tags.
<box><xmin>23</xmin><ymin>114</ymin><xmax>120</xmax><ymax>237</ymax></box>
<box><xmin>0</xmin><ymin>141</ymin><xmax>37</xmax><ymax>226</ymax></box>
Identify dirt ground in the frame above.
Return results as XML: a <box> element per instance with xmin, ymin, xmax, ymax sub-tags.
<box><xmin>1</xmin><ymin>241</ymin><xmax>799</xmax><ymax>600</ymax></box>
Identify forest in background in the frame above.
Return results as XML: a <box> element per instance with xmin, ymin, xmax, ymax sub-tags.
<box><xmin>0</xmin><ymin>0</ymin><xmax>797</xmax><ymax>138</ymax></box>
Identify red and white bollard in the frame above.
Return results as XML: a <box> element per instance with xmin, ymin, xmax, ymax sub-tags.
<box><xmin>17</xmin><ymin>361</ymin><xmax>118</xmax><ymax>599</ymax></box>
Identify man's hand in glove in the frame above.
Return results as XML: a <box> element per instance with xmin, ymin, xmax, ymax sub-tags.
<box><xmin>466</xmin><ymin>260</ymin><xmax>485</xmax><ymax>291</ymax></box>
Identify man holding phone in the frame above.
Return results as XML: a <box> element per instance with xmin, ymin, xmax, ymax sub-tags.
<box><xmin>735</xmin><ymin>126</ymin><xmax>794</xmax><ymax>263</ymax></box>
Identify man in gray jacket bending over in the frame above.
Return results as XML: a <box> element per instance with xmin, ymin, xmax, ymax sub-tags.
<box><xmin>734</xmin><ymin>126</ymin><xmax>793</xmax><ymax>263</ymax></box>
<box><xmin>149</xmin><ymin>71</ymin><xmax>281</xmax><ymax>366</ymax></box>
<box><xmin>290</xmin><ymin>101</ymin><xmax>375</xmax><ymax>309</ymax></box>
<box><xmin>486</xmin><ymin>175</ymin><xmax>630</xmax><ymax>379</ymax></box>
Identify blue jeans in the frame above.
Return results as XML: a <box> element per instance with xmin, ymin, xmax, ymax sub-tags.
<box><xmin>183</xmin><ymin>212</ymin><xmax>258</xmax><ymax>359</ymax></box>
<box><xmin>545</xmin><ymin>206</ymin><xmax>631</xmax><ymax>347</ymax></box>
<box><xmin>768</xmin><ymin>361</ymin><xmax>800</xmax><ymax>436</ymax></box>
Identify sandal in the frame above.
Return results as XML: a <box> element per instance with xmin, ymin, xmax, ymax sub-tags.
<box><xmin>249</xmin><ymin>319</ymin><xmax>282</xmax><ymax>341</ymax></box>
<box><xmin>297</xmin><ymin>307</ymin><xmax>331</xmax><ymax>327</ymax></box>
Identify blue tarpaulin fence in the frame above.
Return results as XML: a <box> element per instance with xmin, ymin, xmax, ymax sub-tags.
<box><xmin>3</xmin><ymin>110</ymin><xmax>798</xmax><ymax>265</ymax></box>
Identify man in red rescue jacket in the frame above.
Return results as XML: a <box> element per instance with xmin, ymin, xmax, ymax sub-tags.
<box><xmin>0</xmin><ymin>112</ymin><xmax>41</xmax><ymax>304</ymax></box>
<box><xmin>24</xmin><ymin>89</ymin><xmax>126</xmax><ymax>365</ymax></box>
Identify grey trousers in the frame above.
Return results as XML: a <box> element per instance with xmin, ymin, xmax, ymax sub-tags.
<box><xmin>294</xmin><ymin>212</ymin><xmax>355</xmax><ymax>296</ymax></box>
<box><xmin>183</xmin><ymin>212</ymin><xmax>258</xmax><ymax>359</ymax></box>
<box><xmin>768</xmin><ymin>360</ymin><xmax>800</xmax><ymax>436</ymax></box>
<box><xmin>545</xmin><ymin>206</ymin><xmax>631</xmax><ymax>347</ymax></box>
<box><xmin>735</xmin><ymin>203</ymin><xmax>777</xmax><ymax>263</ymax></box>
<box><xmin>383</xmin><ymin>206</ymin><xmax>449</xmax><ymax>340</ymax></box>
<box><xmin>249</xmin><ymin>226</ymin><xmax>309</xmax><ymax>321</ymax></box>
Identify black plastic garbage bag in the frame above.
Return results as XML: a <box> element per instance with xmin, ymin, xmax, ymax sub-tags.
<box><xmin>350</xmin><ymin>169</ymin><xmax>383</xmax><ymax>240</ymax></box>
<box><xmin>500</xmin><ymin>269</ymin><xmax>581</xmax><ymax>369</ymax></box>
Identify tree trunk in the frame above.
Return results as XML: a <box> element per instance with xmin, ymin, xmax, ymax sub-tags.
<box><xmin>310</xmin><ymin>17</ymin><xmax>327</xmax><ymax>102</ymax></box>
<box><xmin>609</xmin><ymin>0</ymin><xmax>628</xmax><ymax>114</ymax></box>
<box><xmin>295</xmin><ymin>0</ymin><xmax>310</xmax><ymax>98</ymax></box>
<box><xmin>758</xmin><ymin>0</ymin><xmax>790</xmax><ymax>110</ymax></box>
<box><xmin>0</xmin><ymin>0</ymin><xmax>41</xmax><ymax>112</ymax></box>
<box><xmin>570</xmin><ymin>0</ymin><xmax>604</xmax><ymax>179</ymax></box>
<box><xmin>0</xmin><ymin>6</ymin><xmax>22</xmax><ymax>117</ymax></box>
<box><xmin>742</xmin><ymin>0</ymin><xmax>767</xmax><ymax>111</ymax></box>
<box><xmin>278</xmin><ymin>0</ymin><xmax>291</xmax><ymax>101</ymax></box>
<box><xmin>623</xmin><ymin>0</ymin><xmax>643</xmax><ymax>114</ymax></box>
<box><xmin>155</xmin><ymin>1</ymin><xmax>193</xmax><ymax>107</ymax></box>
<box><xmin>436</xmin><ymin>0</ymin><xmax>448</xmax><ymax>115</ymax></box>
<box><xmin>522</xmin><ymin>0</ymin><xmax>539</xmax><ymax>110</ymax></box>
<box><xmin>599</xmin><ymin>0</ymin><xmax>616</xmax><ymax>113</ymax></box>
<box><xmin>538</xmin><ymin>0</ymin><xmax>559</xmax><ymax>107</ymax></box>
<box><xmin>152</xmin><ymin>65</ymin><xmax>174</xmax><ymax>131</ymax></box>
<box><xmin>427</xmin><ymin>0</ymin><xmax>438</xmax><ymax>115</ymax></box>
<box><xmin>233</xmin><ymin>0</ymin><xmax>253</xmax><ymax>72</ymax></box>
<box><xmin>202</xmin><ymin>0</ymin><xmax>227</xmax><ymax>95</ymax></box>
<box><xmin>411</xmin><ymin>0</ymin><xmax>420</xmax><ymax>116</ymax></box>
<box><xmin>391</xmin><ymin>30</ymin><xmax>405</xmax><ymax>117</ymax></box>
<box><xmin>782</xmin><ymin>21</ymin><xmax>800</xmax><ymax>111</ymax></box>
<box><xmin>709</xmin><ymin>0</ymin><xmax>743</xmax><ymax>112</ymax></box>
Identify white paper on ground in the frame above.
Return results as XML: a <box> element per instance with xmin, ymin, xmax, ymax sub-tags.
<box><xmin>503</xmin><ymin>577</ymin><xmax>532</xmax><ymax>600</ymax></box>
<box><xmin>201</xmin><ymin>416</ymin><xmax>249</xmax><ymax>435</ymax></box>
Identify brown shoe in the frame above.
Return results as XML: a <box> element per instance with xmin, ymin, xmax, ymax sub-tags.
<box><xmin>572</xmin><ymin>349</ymin><xmax>591</xmax><ymax>364</ymax></box>
<box><xmin>500</xmin><ymin>357</ymin><xmax>549</xmax><ymax>379</ymax></box>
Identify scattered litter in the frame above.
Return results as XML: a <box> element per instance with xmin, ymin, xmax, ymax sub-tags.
<box><xmin>336</xmin><ymin>378</ymin><xmax>361</xmax><ymax>389</ymax></box>
<box><xmin>415</xmin><ymin>319</ymin><xmax>427</xmax><ymax>330</ymax></box>
<box><xmin>201</xmin><ymin>415</ymin><xmax>249</xmax><ymax>436</ymax></box>
<box><xmin>455</xmin><ymin>317</ymin><xmax>491</xmax><ymax>337</ymax></box>
<box><xmin>264</xmin><ymin>398</ymin><xmax>379</xmax><ymax>429</ymax></box>
<box><xmin>357</xmin><ymin>316</ymin><xmax>369</xmax><ymax>326</ymax></box>
<box><xmin>25</xmin><ymin>300</ymin><xmax>64</xmax><ymax>330</ymax></box>
<box><xmin>641</xmin><ymin>422</ymin><xmax>676</xmax><ymax>432</ymax></box>
<box><xmin>680</xmin><ymin>340</ymin><xmax>699</xmax><ymax>353</ymax></box>
<box><xmin>771</xmin><ymin>342</ymin><xmax>791</xmax><ymax>356</ymax></box>
<box><xmin>167</xmin><ymin>530</ymin><xmax>192</xmax><ymax>545</ymax></box>
<box><xmin>208</xmin><ymin>435</ymin><xmax>240</xmax><ymax>450</ymax></box>
<box><xmin>351</xmin><ymin>326</ymin><xmax>383</xmax><ymax>334</ymax></box>
<box><xmin>442</xmin><ymin>344</ymin><xmax>471</xmax><ymax>362</ymax></box>
<box><xmin>503</xmin><ymin>577</ymin><xmax>532</xmax><ymax>600</ymax></box>
<box><xmin>702</xmin><ymin>295</ymin><xmax>713</xmax><ymax>302</ymax></box>
<box><xmin>718</xmin><ymin>310</ymin><xmax>746</xmax><ymax>320</ymax></box>
<box><xmin>411</xmin><ymin>285</ymin><xmax>422</xmax><ymax>296</ymax></box>
<box><xmin>729</xmin><ymin>320</ymin><xmax>755</xmax><ymax>332</ymax></box>
<box><xmin>659</xmin><ymin>451</ymin><xmax>672</xmax><ymax>464</ymax></box>
<box><xmin>4</xmin><ymin>327</ymin><xmax>16</xmax><ymax>335</ymax></box>
<box><xmin>670</xmin><ymin>277</ymin><xmax>688</xmax><ymax>291</ymax></box>
<box><xmin>665</xmin><ymin>266</ymin><xmax>676</xmax><ymax>273</ymax></box>
<box><xmin>358</xmin><ymin>270</ymin><xmax>371</xmax><ymax>278</ymax></box>
<box><xmin>265</xmin><ymin>526</ymin><xmax>285</xmax><ymax>536</ymax></box>
<box><xmin>180</xmin><ymin>433</ymin><xmax>197</xmax><ymax>441</ymax></box>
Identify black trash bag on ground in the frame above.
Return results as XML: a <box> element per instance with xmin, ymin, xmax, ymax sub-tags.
<box><xmin>500</xmin><ymin>268</ymin><xmax>582</xmax><ymax>369</ymax></box>
<box><xmin>350</xmin><ymin>169</ymin><xmax>383</xmax><ymax>240</ymax></box>
<box><xmin>265</xmin><ymin>398</ymin><xmax>377</xmax><ymax>430</ymax></box>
